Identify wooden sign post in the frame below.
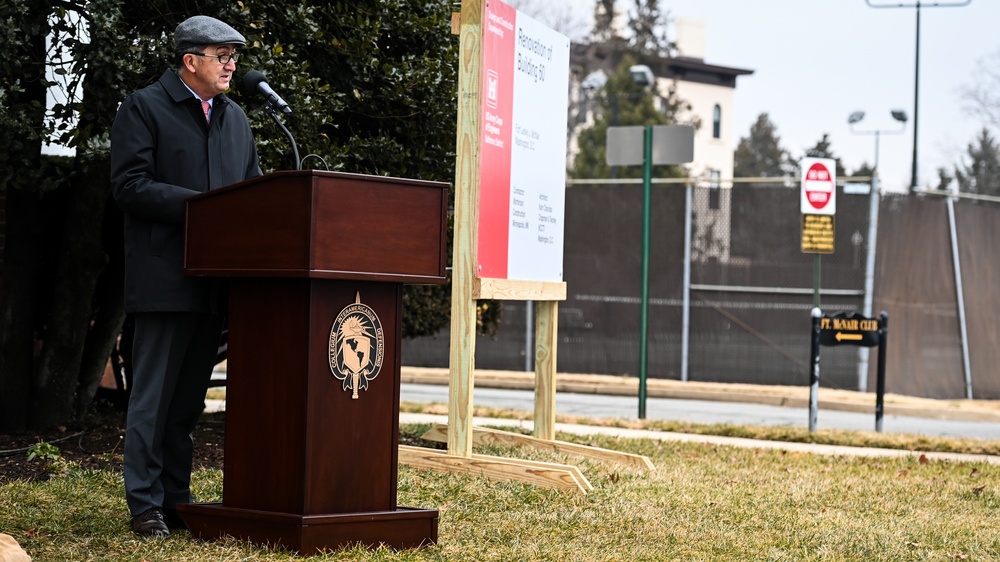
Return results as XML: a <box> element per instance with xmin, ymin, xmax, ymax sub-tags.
<box><xmin>449</xmin><ymin>0</ymin><xmax>570</xmax><ymax>454</ymax></box>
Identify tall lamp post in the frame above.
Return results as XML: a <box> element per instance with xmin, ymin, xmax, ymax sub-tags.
<box><xmin>865</xmin><ymin>0</ymin><xmax>971</xmax><ymax>193</ymax></box>
<box><xmin>847</xmin><ymin>109</ymin><xmax>907</xmax><ymax>392</ymax></box>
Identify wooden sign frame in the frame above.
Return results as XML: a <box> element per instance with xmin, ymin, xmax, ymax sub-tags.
<box><xmin>397</xmin><ymin>0</ymin><xmax>651</xmax><ymax>494</ymax></box>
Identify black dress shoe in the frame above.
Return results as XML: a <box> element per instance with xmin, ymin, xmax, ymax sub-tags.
<box><xmin>131</xmin><ymin>508</ymin><xmax>170</xmax><ymax>537</ymax></box>
<box><xmin>162</xmin><ymin>507</ymin><xmax>187</xmax><ymax>531</ymax></box>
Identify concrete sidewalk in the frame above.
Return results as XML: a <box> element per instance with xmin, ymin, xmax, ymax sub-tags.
<box><xmin>400</xmin><ymin>366</ymin><xmax>1000</xmax><ymax>423</ymax></box>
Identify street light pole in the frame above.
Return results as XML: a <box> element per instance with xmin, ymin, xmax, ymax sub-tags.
<box><xmin>912</xmin><ymin>4</ymin><xmax>920</xmax><ymax>192</ymax></box>
<box><xmin>865</xmin><ymin>0</ymin><xmax>971</xmax><ymax>193</ymax></box>
<box><xmin>848</xmin><ymin>109</ymin><xmax>907</xmax><ymax>392</ymax></box>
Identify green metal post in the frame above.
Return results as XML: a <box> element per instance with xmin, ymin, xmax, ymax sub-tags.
<box><xmin>813</xmin><ymin>254</ymin><xmax>821</xmax><ymax>307</ymax></box>
<box><xmin>639</xmin><ymin>125</ymin><xmax>652</xmax><ymax>419</ymax></box>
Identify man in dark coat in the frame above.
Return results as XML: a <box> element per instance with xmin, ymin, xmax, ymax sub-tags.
<box><xmin>110</xmin><ymin>15</ymin><xmax>262</xmax><ymax>537</ymax></box>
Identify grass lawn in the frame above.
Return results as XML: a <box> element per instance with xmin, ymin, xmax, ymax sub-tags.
<box><xmin>1</xmin><ymin>421</ymin><xmax>999</xmax><ymax>561</ymax></box>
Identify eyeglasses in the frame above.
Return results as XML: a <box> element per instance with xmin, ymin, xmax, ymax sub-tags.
<box><xmin>190</xmin><ymin>52</ymin><xmax>239</xmax><ymax>65</ymax></box>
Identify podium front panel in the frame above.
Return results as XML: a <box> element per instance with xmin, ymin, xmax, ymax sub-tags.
<box><xmin>223</xmin><ymin>278</ymin><xmax>401</xmax><ymax>515</ymax></box>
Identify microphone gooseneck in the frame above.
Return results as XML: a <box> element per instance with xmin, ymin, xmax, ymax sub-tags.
<box><xmin>243</xmin><ymin>70</ymin><xmax>300</xmax><ymax>170</ymax></box>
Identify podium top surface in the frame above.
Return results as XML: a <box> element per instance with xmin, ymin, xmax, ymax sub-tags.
<box><xmin>184</xmin><ymin>170</ymin><xmax>449</xmax><ymax>284</ymax></box>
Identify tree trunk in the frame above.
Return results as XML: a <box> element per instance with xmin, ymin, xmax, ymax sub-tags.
<box><xmin>75</xmin><ymin>195</ymin><xmax>126</xmax><ymax>422</ymax></box>
<box><xmin>31</xmin><ymin>157</ymin><xmax>115</xmax><ymax>428</ymax></box>
<box><xmin>0</xmin><ymin>6</ymin><xmax>48</xmax><ymax>433</ymax></box>
<box><xmin>0</xmin><ymin>190</ymin><xmax>46</xmax><ymax>433</ymax></box>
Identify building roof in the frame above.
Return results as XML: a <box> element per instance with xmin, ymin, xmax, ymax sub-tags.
<box><xmin>571</xmin><ymin>42</ymin><xmax>754</xmax><ymax>89</ymax></box>
<box><xmin>652</xmin><ymin>56</ymin><xmax>753</xmax><ymax>88</ymax></box>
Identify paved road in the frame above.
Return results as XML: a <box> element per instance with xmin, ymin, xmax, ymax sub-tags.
<box><xmin>400</xmin><ymin>383</ymin><xmax>1000</xmax><ymax>440</ymax></box>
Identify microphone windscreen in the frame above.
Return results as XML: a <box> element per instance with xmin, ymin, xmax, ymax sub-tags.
<box><xmin>243</xmin><ymin>70</ymin><xmax>267</xmax><ymax>93</ymax></box>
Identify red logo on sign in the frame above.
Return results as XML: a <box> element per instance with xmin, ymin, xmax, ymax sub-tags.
<box><xmin>486</xmin><ymin>69</ymin><xmax>499</xmax><ymax>109</ymax></box>
<box><xmin>804</xmin><ymin>162</ymin><xmax>834</xmax><ymax>210</ymax></box>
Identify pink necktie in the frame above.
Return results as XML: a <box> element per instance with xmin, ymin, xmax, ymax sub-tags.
<box><xmin>201</xmin><ymin>100</ymin><xmax>211</xmax><ymax>123</ymax></box>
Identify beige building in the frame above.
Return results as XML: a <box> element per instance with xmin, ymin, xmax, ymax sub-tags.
<box><xmin>569</xmin><ymin>21</ymin><xmax>752</xmax><ymax>178</ymax></box>
<box><xmin>568</xmin><ymin>20</ymin><xmax>753</xmax><ymax>262</ymax></box>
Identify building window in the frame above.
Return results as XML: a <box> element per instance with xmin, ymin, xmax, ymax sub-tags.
<box><xmin>709</xmin><ymin>169</ymin><xmax>721</xmax><ymax>210</ymax></box>
<box><xmin>712</xmin><ymin>104</ymin><xmax>721</xmax><ymax>139</ymax></box>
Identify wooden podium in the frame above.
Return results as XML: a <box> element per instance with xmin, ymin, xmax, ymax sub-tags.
<box><xmin>177</xmin><ymin>170</ymin><xmax>447</xmax><ymax>553</ymax></box>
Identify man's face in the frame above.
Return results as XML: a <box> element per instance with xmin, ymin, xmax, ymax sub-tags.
<box><xmin>183</xmin><ymin>44</ymin><xmax>238</xmax><ymax>99</ymax></box>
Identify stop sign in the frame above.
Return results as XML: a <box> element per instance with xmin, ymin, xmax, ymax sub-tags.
<box><xmin>800</xmin><ymin>158</ymin><xmax>836</xmax><ymax>215</ymax></box>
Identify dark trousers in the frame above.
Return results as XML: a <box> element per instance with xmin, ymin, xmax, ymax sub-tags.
<box><xmin>124</xmin><ymin>311</ymin><xmax>223</xmax><ymax>516</ymax></box>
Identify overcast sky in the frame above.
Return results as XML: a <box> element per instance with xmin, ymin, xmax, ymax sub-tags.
<box><xmin>551</xmin><ymin>0</ymin><xmax>997</xmax><ymax>192</ymax></box>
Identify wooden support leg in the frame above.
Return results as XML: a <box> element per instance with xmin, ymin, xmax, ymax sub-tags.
<box><xmin>446</xmin><ymin>0</ymin><xmax>483</xmax><ymax>459</ymax></box>
<box><xmin>534</xmin><ymin>301</ymin><xmax>558</xmax><ymax>441</ymax></box>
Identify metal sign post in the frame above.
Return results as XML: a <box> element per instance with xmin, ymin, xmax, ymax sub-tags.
<box><xmin>809</xmin><ymin>308</ymin><xmax>822</xmax><ymax>432</ymax></box>
<box><xmin>874</xmin><ymin>312</ymin><xmax>889</xmax><ymax>431</ymax></box>
<box><xmin>607</xmin><ymin>124</ymin><xmax>694</xmax><ymax>419</ymax></box>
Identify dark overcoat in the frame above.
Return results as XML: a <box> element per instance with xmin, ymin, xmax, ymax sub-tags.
<box><xmin>111</xmin><ymin>69</ymin><xmax>261</xmax><ymax>313</ymax></box>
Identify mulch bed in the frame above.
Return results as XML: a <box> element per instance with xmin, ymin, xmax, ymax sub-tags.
<box><xmin>0</xmin><ymin>400</ymin><xmax>437</xmax><ymax>484</ymax></box>
<box><xmin>0</xmin><ymin>403</ymin><xmax>226</xmax><ymax>484</ymax></box>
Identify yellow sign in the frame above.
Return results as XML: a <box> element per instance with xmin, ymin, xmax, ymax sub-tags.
<box><xmin>801</xmin><ymin>213</ymin><xmax>834</xmax><ymax>254</ymax></box>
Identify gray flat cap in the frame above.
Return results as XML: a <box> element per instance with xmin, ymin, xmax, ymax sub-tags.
<box><xmin>174</xmin><ymin>15</ymin><xmax>246</xmax><ymax>52</ymax></box>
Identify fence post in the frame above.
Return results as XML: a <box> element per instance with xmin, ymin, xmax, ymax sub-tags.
<box><xmin>681</xmin><ymin>180</ymin><xmax>693</xmax><ymax>382</ymax></box>
<box><xmin>858</xmin><ymin>172</ymin><xmax>881</xmax><ymax>392</ymax></box>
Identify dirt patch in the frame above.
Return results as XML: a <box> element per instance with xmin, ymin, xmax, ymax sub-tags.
<box><xmin>0</xmin><ymin>402</ymin><xmax>436</xmax><ymax>484</ymax></box>
<box><xmin>0</xmin><ymin>405</ymin><xmax>225</xmax><ymax>485</ymax></box>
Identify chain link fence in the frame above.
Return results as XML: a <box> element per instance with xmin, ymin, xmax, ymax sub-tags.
<box><xmin>403</xmin><ymin>179</ymin><xmax>1000</xmax><ymax>399</ymax></box>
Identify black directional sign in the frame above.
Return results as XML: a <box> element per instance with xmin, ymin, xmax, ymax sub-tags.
<box><xmin>810</xmin><ymin>309</ymin><xmax>889</xmax><ymax>432</ymax></box>
<box><xmin>819</xmin><ymin>311</ymin><xmax>880</xmax><ymax>347</ymax></box>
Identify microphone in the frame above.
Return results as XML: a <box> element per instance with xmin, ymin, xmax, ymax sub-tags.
<box><xmin>243</xmin><ymin>70</ymin><xmax>292</xmax><ymax>114</ymax></box>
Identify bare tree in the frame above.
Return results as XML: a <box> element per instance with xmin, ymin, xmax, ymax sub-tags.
<box><xmin>962</xmin><ymin>49</ymin><xmax>1000</xmax><ymax>133</ymax></box>
<box><xmin>591</xmin><ymin>0</ymin><xmax>618</xmax><ymax>43</ymax></box>
<box><xmin>504</xmin><ymin>0</ymin><xmax>591</xmax><ymax>40</ymax></box>
<box><xmin>956</xmin><ymin>50</ymin><xmax>1000</xmax><ymax>195</ymax></box>
<box><xmin>627</xmin><ymin>0</ymin><xmax>671</xmax><ymax>56</ymax></box>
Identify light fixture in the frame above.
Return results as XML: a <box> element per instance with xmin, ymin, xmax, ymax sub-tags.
<box><xmin>629</xmin><ymin>65</ymin><xmax>654</xmax><ymax>88</ymax></box>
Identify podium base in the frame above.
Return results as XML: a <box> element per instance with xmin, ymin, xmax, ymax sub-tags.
<box><xmin>176</xmin><ymin>503</ymin><xmax>438</xmax><ymax>554</ymax></box>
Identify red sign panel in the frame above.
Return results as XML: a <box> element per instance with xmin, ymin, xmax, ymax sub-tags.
<box><xmin>800</xmin><ymin>158</ymin><xmax>836</xmax><ymax>216</ymax></box>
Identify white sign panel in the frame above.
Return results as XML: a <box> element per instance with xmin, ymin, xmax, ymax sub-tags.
<box><xmin>507</xmin><ymin>13</ymin><xmax>569</xmax><ymax>281</ymax></box>
<box><xmin>477</xmin><ymin>1</ymin><xmax>570</xmax><ymax>283</ymax></box>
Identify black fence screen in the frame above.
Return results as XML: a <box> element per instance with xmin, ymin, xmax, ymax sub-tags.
<box><xmin>403</xmin><ymin>181</ymin><xmax>1000</xmax><ymax>400</ymax></box>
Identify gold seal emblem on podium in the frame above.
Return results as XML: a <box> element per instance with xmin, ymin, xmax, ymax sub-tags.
<box><xmin>328</xmin><ymin>292</ymin><xmax>385</xmax><ymax>399</ymax></box>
